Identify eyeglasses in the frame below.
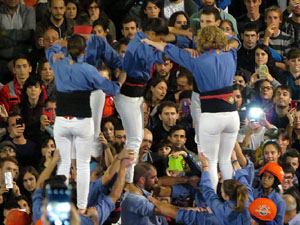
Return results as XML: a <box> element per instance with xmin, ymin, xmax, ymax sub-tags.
<box><xmin>284</xmin><ymin>175</ymin><xmax>293</xmax><ymax>180</ymax></box>
<box><xmin>260</xmin><ymin>86</ymin><xmax>273</xmax><ymax>91</ymax></box>
<box><xmin>220</xmin><ymin>27</ymin><xmax>232</xmax><ymax>32</ymax></box>
<box><xmin>44</xmin><ymin>37</ymin><xmax>59</xmax><ymax>43</ymax></box>
<box><xmin>0</xmin><ymin>149</ymin><xmax>15</xmax><ymax>153</ymax></box>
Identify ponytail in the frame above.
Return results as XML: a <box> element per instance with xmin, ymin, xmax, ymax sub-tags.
<box><xmin>234</xmin><ymin>184</ymin><xmax>248</xmax><ymax>212</ymax></box>
<box><xmin>67</xmin><ymin>34</ymin><xmax>86</xmax><ymax>62</ymax></box>
<box><xmin>223</xmin><ymin>180</ymin><xmax>248</xmax><ymax>212</ymax></box>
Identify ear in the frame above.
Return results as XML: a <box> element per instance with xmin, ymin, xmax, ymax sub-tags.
<box><xmin>139</xmin><ymin>176</ymin><xmax>146</xmax><ymax>186</ymax></box>
<box><xmin>256</xmin><ymin>33</ymin><xmax>260</xmax><ymax>40</ymax></box>
<box><xmin>158</xmin><ymin>114</ymin><xmax>162</xmax><ymax>121</ymax></box>
<box><xmin>216</xmin><ymin>19</ymin><xmax>221</xmax><ymax>27</ymax></box>
<box><xmin>241</xmin><ymin>33</ymin><xmax>244</xmax><ymax>41</ymax></box>
<box><xmin>29</xmin><ymin>66</ymin><xmax>32</xmax><ymax>73</ymax></box>
<box><xmin>121</xmin><ymin>29</ymin><xmax>124</xmax><ymax>36</ymax></box>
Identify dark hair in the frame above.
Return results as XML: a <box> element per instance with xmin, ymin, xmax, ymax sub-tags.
<box><xmin>93</xmin><ymin>17</ymin><xmax>109</xmax><ymax>31</ymax></box>
<box><xmin>44</xmin><ymin>96</ymin><xmax>57</xmax><ymax>107</ymax></box>
<box><xmin>169</xmin><ymin>124</ymin><xmax>186</xmax><ymax>137</ymax></box>
<box><xmin>282</xmin><ymin>148</ymin><xmax>300</xmax><ymax>164</ymax></box>
<box><xmin>157</xmin><ymin>100</ymin><xmax>178</xmax><ymax>115</ymax></box>
<box><xmin>223</xmin><ymin>180</ymin><xmax>248</xmax><ymax>212</ymax></box>
<box><xmin>168</xmin><ymin>11</ymin><xmax>190</xmax><ymax>27</ymax></box>
<box><xmin>242</xmin><ymin>23</ymin><xmax>259</xmax><ymax>34</ymax></box>
<box><xmin>122</xmin><ymin>16</ymin><xmax>137</xmax><ymax>27</ymax></box>
<box><xmin>37</xmin><ymin>57</ymin><xmax>49</xmax><ymax>76</ymax></box>
<box><xmin>41</xmin><ymin>137</ymin><xmax>56</xmax><ymax>149</ymax></box>
<box><xmin>287</xmin><ymin>48</ymin><xmax>300</xmax><ymax>60</ymax></box>
<box><xmin>48</xmin><ymin>0</ymin><xmax>66</xmax><ymax>7</ymax></box>
<box><xmin>100</xmin><ymin>116</ymin><xmax>118</xmax><ymax>131</ymax></box>
<box><xmin>282</xmin><ymin>163</ymin><xmax>295</xmax><ymax>175</ymax></box>
<box><xmin>264</xmin><ymin>5</ymin><xmax>282</xmax><ymax>20</ymax></box>
<box><xmin>235</xmin><ymin>68</ymin><xmax>249</xmax><ymax>82</ymax></box>
<box><xmin>14</xmin><ymin>195</ymin><xmax>32</xmax><ymax>210</ymax></box>
<box><xmin>20</xmin><ymin>166</ymin><xmax>39</xmax><ymax>182</ymax></box>
<box><xmin>274</xmin><ymin>85</ymin><xmax>292</xmax><ymax>99</ymax></box>
<box><xmin>3</xmin><ymin>199</ymin><xmax>19</xmax><ymax>211</ymax></box>
<box><xmin>112</xmin><ymin>37</ymin><xmax>130</xmax><ymax>52</ymax></box>
<box><xmin>67</xmin><ymin>34</ymin><xmax>86</xmax><ymax>62</ymax></box>
<box><xmin>13</xmin><ymin>54</ymin><xmax>31</xmax><ymax>67</ymax></box>
<box><xmin>65</xmin><ymin>0</ymin><xmax>81</xmax><ymax>19</ymax></box>
<box><xmin>262</xmin><ymin>140</ymin><xmax>281</xmax><ymax>164</ymax></box>
<box><xmin>140</xmin><ymin>0</ymin><xmax>164</xmax><ymax>20</ymax></box>
<box><xmin>177</xmin><ymin>68</ymin><xmax>194</xmax><ymax>85</ymax></box>
<box><xmin>21</xmin><ymin>76</ymin><xmax>45</xmax><ymax>109</ymax></box>
<box><xmin>114</xmin><ymin>121</ymin><xmax>124</xmax><ymax>132</ymax></box>
<box><xmin>141</xmin><ymin>18</ymin><xmax>169</xmax><ymax>35</ymax></box>
<box><xmin>220</xmin><ymin>20</ymin><xmax>234</xmax><ymax>30</ymax></box>
<box><xmin>156</xmin><ymin>139</ymin><xmax>174</xmax><ymax>151</ymax></box>
<box><xmin>144</xmin><ymin>77</ymin><xmax>167</xmax><ymax>106</ymax></box>
<box><xmin>133</xmin><ymin>162</ymin><xmax>156</xmax><ymax>184</ymax></box>
<box><xmin>254</xmin><ymin>44</ymin><xmax>276</xmax><ymax>69</ymax></box>
<box><xmin>233</xmin><ymin>84</ymin><xmax>246</xmax><ymax>107</ymax></box>
<box><xmin>201</xmin><ymin>6</ymin><xmax>221</xmax><ymax>22</ymax></box>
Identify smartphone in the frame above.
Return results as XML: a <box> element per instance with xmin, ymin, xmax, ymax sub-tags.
<box><xmin>181</xmin><ymin>24</ymin><xmax>190</xmax><ymax>30</ymax></box>
<box><xmin>44</xmin><ymin>108</ymin><xmax>54</xmax><ymax>123</ymax></box>
<box><xmin>238</xmin><ymin>110</ymin><xmax>247</xmax><ymax>122</ymax></box>
<box><xmin>289</xmin><ymin>100</ymin><xmax>298</xmax><ymax>110</ymax></box>
<box><xmin>180</xmin><ymin>98</ymin><xmax>191</xmax><ymax>118</ymax></box>
<box><xmin>4</xmin><ymin>172</ymin><xmax>13</xmax><ymax>189</ymax></box>
<box><xmin>257</xmin><ymin>65</ymin><xmax>268</xmax><ymax>79</ymax></box>
<box><xmin>46</xmin><ymin>184</ymin><xmax>71</xmax><ymax>225</ymax></box>
<box><xmin>16</xmin><ymin>118</ymin><xmax>23</xmax><ymax>127</ymax></box>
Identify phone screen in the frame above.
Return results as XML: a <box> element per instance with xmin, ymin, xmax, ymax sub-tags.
<box><xmin>44</xmin><ymin>108</ymin><xmax>54</xmax><ymax>123</ymax></box>
<box><xmin>46</xmin><ymin>185</ymin><xmax>71</xmax><ymax>225</ymax></box>
<box><xmin>16</xmin><ymin>118</ymin><xmax>23</xmax><ymax>126</ymax></box>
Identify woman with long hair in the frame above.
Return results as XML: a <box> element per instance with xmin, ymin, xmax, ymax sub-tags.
<box><xmin>46</xmin><ymin>34</ymin><xmax>125</xmax><ymax>212</ymax></box>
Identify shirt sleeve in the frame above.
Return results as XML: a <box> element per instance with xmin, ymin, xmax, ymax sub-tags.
<box><xmin>234</xmin><ymin>168</ymin><xmax>254</xmax><ymax>202</ymax></box>
<box><xmin>32</xmin><ymin>188</ymin><xmax>44</xmax><ymax>223</ymax></box>
<box><xmin>171</xmin><ymin>184</ymin><xmax>195</xmax><ymax>199</ymax></box>
<box><xmin>88</xmin><ymin>177</ymin><xmax>106</xmax><ymax>207</ymax></box>
<box><xmin>46</xmin><ymin>44</ymin><xmax>63</xmax><ymax>66</ymax></box>
<box><xmin>96</xmin><ymin>195</ymin><xmax>116</xmax><ymax>225</ymax></box>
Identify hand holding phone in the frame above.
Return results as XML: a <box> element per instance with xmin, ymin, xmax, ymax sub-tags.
<box><xmin>43</xmin><ymin>108</ymin><xmax>54</xmax><ymax>124</ymax></box>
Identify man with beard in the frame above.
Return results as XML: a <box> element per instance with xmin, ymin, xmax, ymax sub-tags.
<box><xmin>138</xmin><ymin>128</ymin><xmax>153</xmax><ymax>162</ymax></box>
<box><xmin>282</xmin><ymin>0</ymin><xmax>300</xmax><ymax>48</ymax></box>
<box><xmin>0</xmin><ymin>0</ymin><xmax>36</xmax><ymax>84</ymax></box>
<box><xmin>35</xmin><ymin>0</ymin><xmax>74</xmax><ymax>48</ymax></box>
<box><xmin>121</xmin><ymin>162</ymin><xmax>168</xmax><ymax>225</ymax></box>
<box><xmin>114</xmin><ymin>123</ymin><xmax>126</xmax><ymax>153</ymax></box>
<box><xmin>267</xmin><ymin>85</ymin><xmax>292</xmax><ymax>129</ymax></box>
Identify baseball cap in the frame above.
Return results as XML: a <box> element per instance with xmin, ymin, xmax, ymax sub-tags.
<box><xmin>0</xmin><ymin>141</ymin><xmax>16</xmax><ymax>151</ymax></box>
<box><xmin>249</xmin><ymin>198</ymin><xmax>277</xmax><ymax>222</ymax></box>
<box><xmin>6</xmin><ymin>209</ymin><xmax>32</xmax><ymax>225</ymax></box>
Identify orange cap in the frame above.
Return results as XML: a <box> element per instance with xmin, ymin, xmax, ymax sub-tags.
<box><xmin>6</xmin><ymin>210</ymin><xmax>32</xmax><ymax>225</ymax></box>
<box><xmin>249</xmin><ymin>198</ymin><xmax>277</xmax><ymax>221</ymax></box>
<box><xmin>259</xmin><ymin>162</ymin><xmax>284</xmax><ymax>183</ymax></box>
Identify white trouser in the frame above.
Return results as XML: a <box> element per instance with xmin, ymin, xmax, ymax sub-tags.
<box><xmin>90</xmin><ymin>90</ymin><xmax>106</xmax><ymax>157</ymax></box>
<box><xmin>190</xmin><ymin>92</ymin><xmax>201</xmax><ymax>152</ymax></box>
<box><xmin>199</xmin><ymin>111</ymin><xmax>239</xmax><ymax>191</ymax></box>
<box><xmin>114</xmin><ymin>94</ymin><xmax>144</xmax><ymax>183</ymax></box>
<box><xmin>54</xmin><ymin>116</ymin><xmax>93</xmax><ymax>209</ymax></box>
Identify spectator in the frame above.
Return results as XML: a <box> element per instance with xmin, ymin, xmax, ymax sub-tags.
<box><xmin>6</xmin><ymin>113</ymin><xmax>39</xmax><ymax>168</ymax></box>
<box><xmin>282</xmin><ymin>149</ymin><xmax>300</xmax><ymax>185</ymax></box>
<box><xmin>138</xmin><ymin>128</ymin><xmax>153</xmax><ymax>163</ymax></box>
<box><xmin>38</xmin><ymin>137</ymin><xmax>56</xmax><ymax>172</ymax></box>
<box><xmin>0</xmin><ymin>55</ymin><xmax>32</xmax><ymax>114</ymax></box>
<box><xmin>282</xmin><ymin>194</ymin><xmax>300</xmax><ymax>225</ymax></box>
<box><xmin>285</xmin><ymin>48</ymin><xmax>300</xmax><ymax>100</ymax></box>
<box><xmin>168</xmin><ymin>11</ymin><xmax>189</xmax><ymax>30</ymax></box>
<box><xmin>92</xmin><ymin>17</ymin><xmax>110</xmax><ymax>39</ymax></box>
<box><xmin>121</xmin><ymin>16</ymin><xmax>139</xmax><ymax>39</ymax></box>
<box><xmin>0</xmin><ymin>141</ymin><xmax>16</xmax><ymax>159</ymax></box>
<box><xmin>37</xmin><ymin>58</ymin><xmax>56</xmax><ymax>99</ymax></box>
<box><xmin>139</xmin><ymin>0</ymin><xmax>164</xmax><ymax>24</ymax></box>
<box><xmin>162</xmin><ymin>0</ymin><xmax>197</xmax><ymax>19</ymax></box>
<box><xmin>65</xmin><ymin>0</ymin><xmax>82</xmax><ymax>20</ymax></box>
<box><xmin>237</xmin><ymin>0</ymin><xmax>265</xmax><ymax>33</ymax></box>
<box><xmin>0</xmin><ymin>0</ymin><xmax>36</xmax><ymax>84</ymax></box>
<box><xmin>19</xmin><ymin>166</ymin><xmax>39</xmax><ymax>200</ymax></box>
<box><xmin>220</xmin><ymin>19</ymin><xmax>236</xmax><ymax>36</ymax></box>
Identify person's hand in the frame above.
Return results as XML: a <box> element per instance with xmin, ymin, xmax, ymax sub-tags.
<box><xmin>148</xmin><ymin>196</ymin><xmax>160</xmax><ymax>205</ymax></box>
<box><xmin>0</xmin><ymin>104</ymin><xmax>8</xmax><ymax>120</ymax></box>
<box><xmin>70</xmin><ymin>205</ymin><xmax>81</xmax><ymax>225</ymax></box>
<box><xmin>43</xmin><ymin>147</ymin><xmax>53</xmax><ymax>161</ymax></box>
<box><xmin>288</xmin><ymin>0</ymin><xmax>300</xmax><ymax>13</ymax></box>
<box><xmin>40</xmin><ymin>115</ymin><xmax>50</xmax><ymax>131</ymax></box>
<box><xmin>86</xmin><ymin>206</ymin><xmax>98</xmax><ymax>219</ymax></box>
<box><xmin>10</xmin><ymin>124</ymin><xmax>25</xmax><ymax>138</ymax></box>
<box><xmin>118</xmin><ymin>71</ymin><xmax>127</xmax><ymax>87</ymax></box>
<box><xmin>169</xmin><ymin>151</ymin><xmax>188</xmax><ymax>158</ymax></box>
<box><xmin>265</xmin><ymin>23</ymin><xmax>276</xmax><ymax>38</ymax></box>
<box><xmin>121</xmin><ymin>151</ymin><xmax>136</xmax><ymax>168</ymax></box>
<box><xmin>59</xmin><ymin>39</ymin><xmax>68</xmax><ymax>48</ymax></box>
<box><xmin>139</xmin><ymin>147</ymin><xmax>151</xmax><ymax>161</ymax></box>
<box><xmin>287</xmin><ymin>108</ymin><xmax>296</xmax><ymax>126</ymax></box>
<box><xmin>52</xmin><ymin>149</ymin><xmax>60</xmax><ymax>164</ymax></box>
<box><xmin>53</xmin><ymin>53</ymin><xmax>65</xmax><ymax>62</ymax></box>
<box><xmin>258</xmin><ymin>113</ymin><xmax>272</xmax><ymax>129</ymax></box>
<box><xmin>187</xmin><ymin>176</ymin><xmax>200</xmax><ymax>188</ymax></box>
<box><xmin>249</xmin><ymin>72</ymin><xmax>260</xmax><ymax>86</ymax></box>
<box><xmin>0</xmin><ymin>186</ymin><xmax>9</xmax><ymax>195</ymax></box>
<box><xmin>222</xmin><ymin>44</ymin><xmax>231</xmax><ymax>52</ymax></box>
<box><xmin>98</xmin><ymin>132</ymin><xmax>108</xmax><ymax>145</ymax></box>
<box><xmin>198</xmin><ymin>152</ymin><xmax>209</xmax><ymax>171</ymax></box>
<box><xmin>12</xmin><ymin>182</ymin><xmax>21</xmax><ymax>196</ymax></box>
<box><xmin>184</xmin><ymin>48</ymin><xmax>199</xmax><ymax>58</ymax></box>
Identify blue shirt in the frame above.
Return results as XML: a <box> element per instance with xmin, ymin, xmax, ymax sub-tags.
<box><xmin>84</xmin><ymin>34</ymin><xmax>123</xmax><ymax>69</ymax></box>
<box><xmin>289</xmin><ymin>213</ymin><xmax>300</xmax><ymax>225</ymax></box>
<box><xmin>163</xmin><ymin>44</ymin><xmax>237</xmax><ymax>92</ymax></box>
<box><xmin>46</xmin><ymin>44</ymin><xmax>121</xmax><ymax>96</ymax></box>
<box><xmin>176</xmin><ymin>208</ymin><xmax>221</xmax><ymax>225</ymax></box>
<box><xmin>200</xmin><ymin>171</ymin><xmax>251</xmax><ymax>225</ymax></box>
<box><xmin>121</xmin><ymin>188</ymin><xmax>168</xmax><ymax>225</ymax></box>
<box><xmin>253</xmin><ymin>188</ymin><xmax>286</xmax><ymax>225</ymax></box>
<box><xmin>123</xmin><ymin>31</ymin><xmax>164</xmax><ymax>82</ymax></box>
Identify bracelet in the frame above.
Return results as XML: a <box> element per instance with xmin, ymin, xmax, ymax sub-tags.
<box><xmin>232</xmin><ymin>160</ymin><xmax>238</xmax><ymax>165</ymax></box>
<box><xmin>90</xmin><ymin>213</ymin><xmax>98</xmax><ymax>218</ymax></box>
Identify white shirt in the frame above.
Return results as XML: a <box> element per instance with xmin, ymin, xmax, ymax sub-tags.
<box><xmin>164</xmin><ymin>0</ymin><xmax>184</xmax><ymax>19</ymax></box>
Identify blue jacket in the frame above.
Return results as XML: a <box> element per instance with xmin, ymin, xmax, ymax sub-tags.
<box><xmin>200</xmin><ymin>170</ymin><xmax>251</xmax><ymax>225</ymax></box>
<box><xmin>163</xmin><ymin>44</ymin><xmax>237</xmax><ymax>92</ymax></box>
<box><xmin>253</xmin><ymin>188</ymin><xmax>286</xmax><ymax>225</ymax></box>
<box><xmin>123</xmin><ymin>31</ymin><xmax>164</xmax><ymax>82</ymax></box>
<box><xmin>46</xmin><ymin>44</ymin><xmax>121</xmax><ymax>96</ymax></box>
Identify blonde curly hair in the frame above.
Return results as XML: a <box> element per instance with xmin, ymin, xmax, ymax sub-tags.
<box><xmin>196</xmin><ymin>26</ymin><xmax>228</xmax><ymax>52</ymax></box>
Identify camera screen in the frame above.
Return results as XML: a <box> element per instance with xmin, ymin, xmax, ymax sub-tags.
<box><xmin>47</xmin><ymin>188</ymin><xmax>71</xmax><ymax>225</ymax></box>
<box><xmin>248</xmin><ymin>107</ymin><xmax>263</xmax><ymax>121</ymax></box>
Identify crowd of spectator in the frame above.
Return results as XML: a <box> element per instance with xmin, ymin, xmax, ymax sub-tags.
<box><xmin>1</xmin><ymin>0</ymin><xmax>300</xmax><ymax>224</ymax></box>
